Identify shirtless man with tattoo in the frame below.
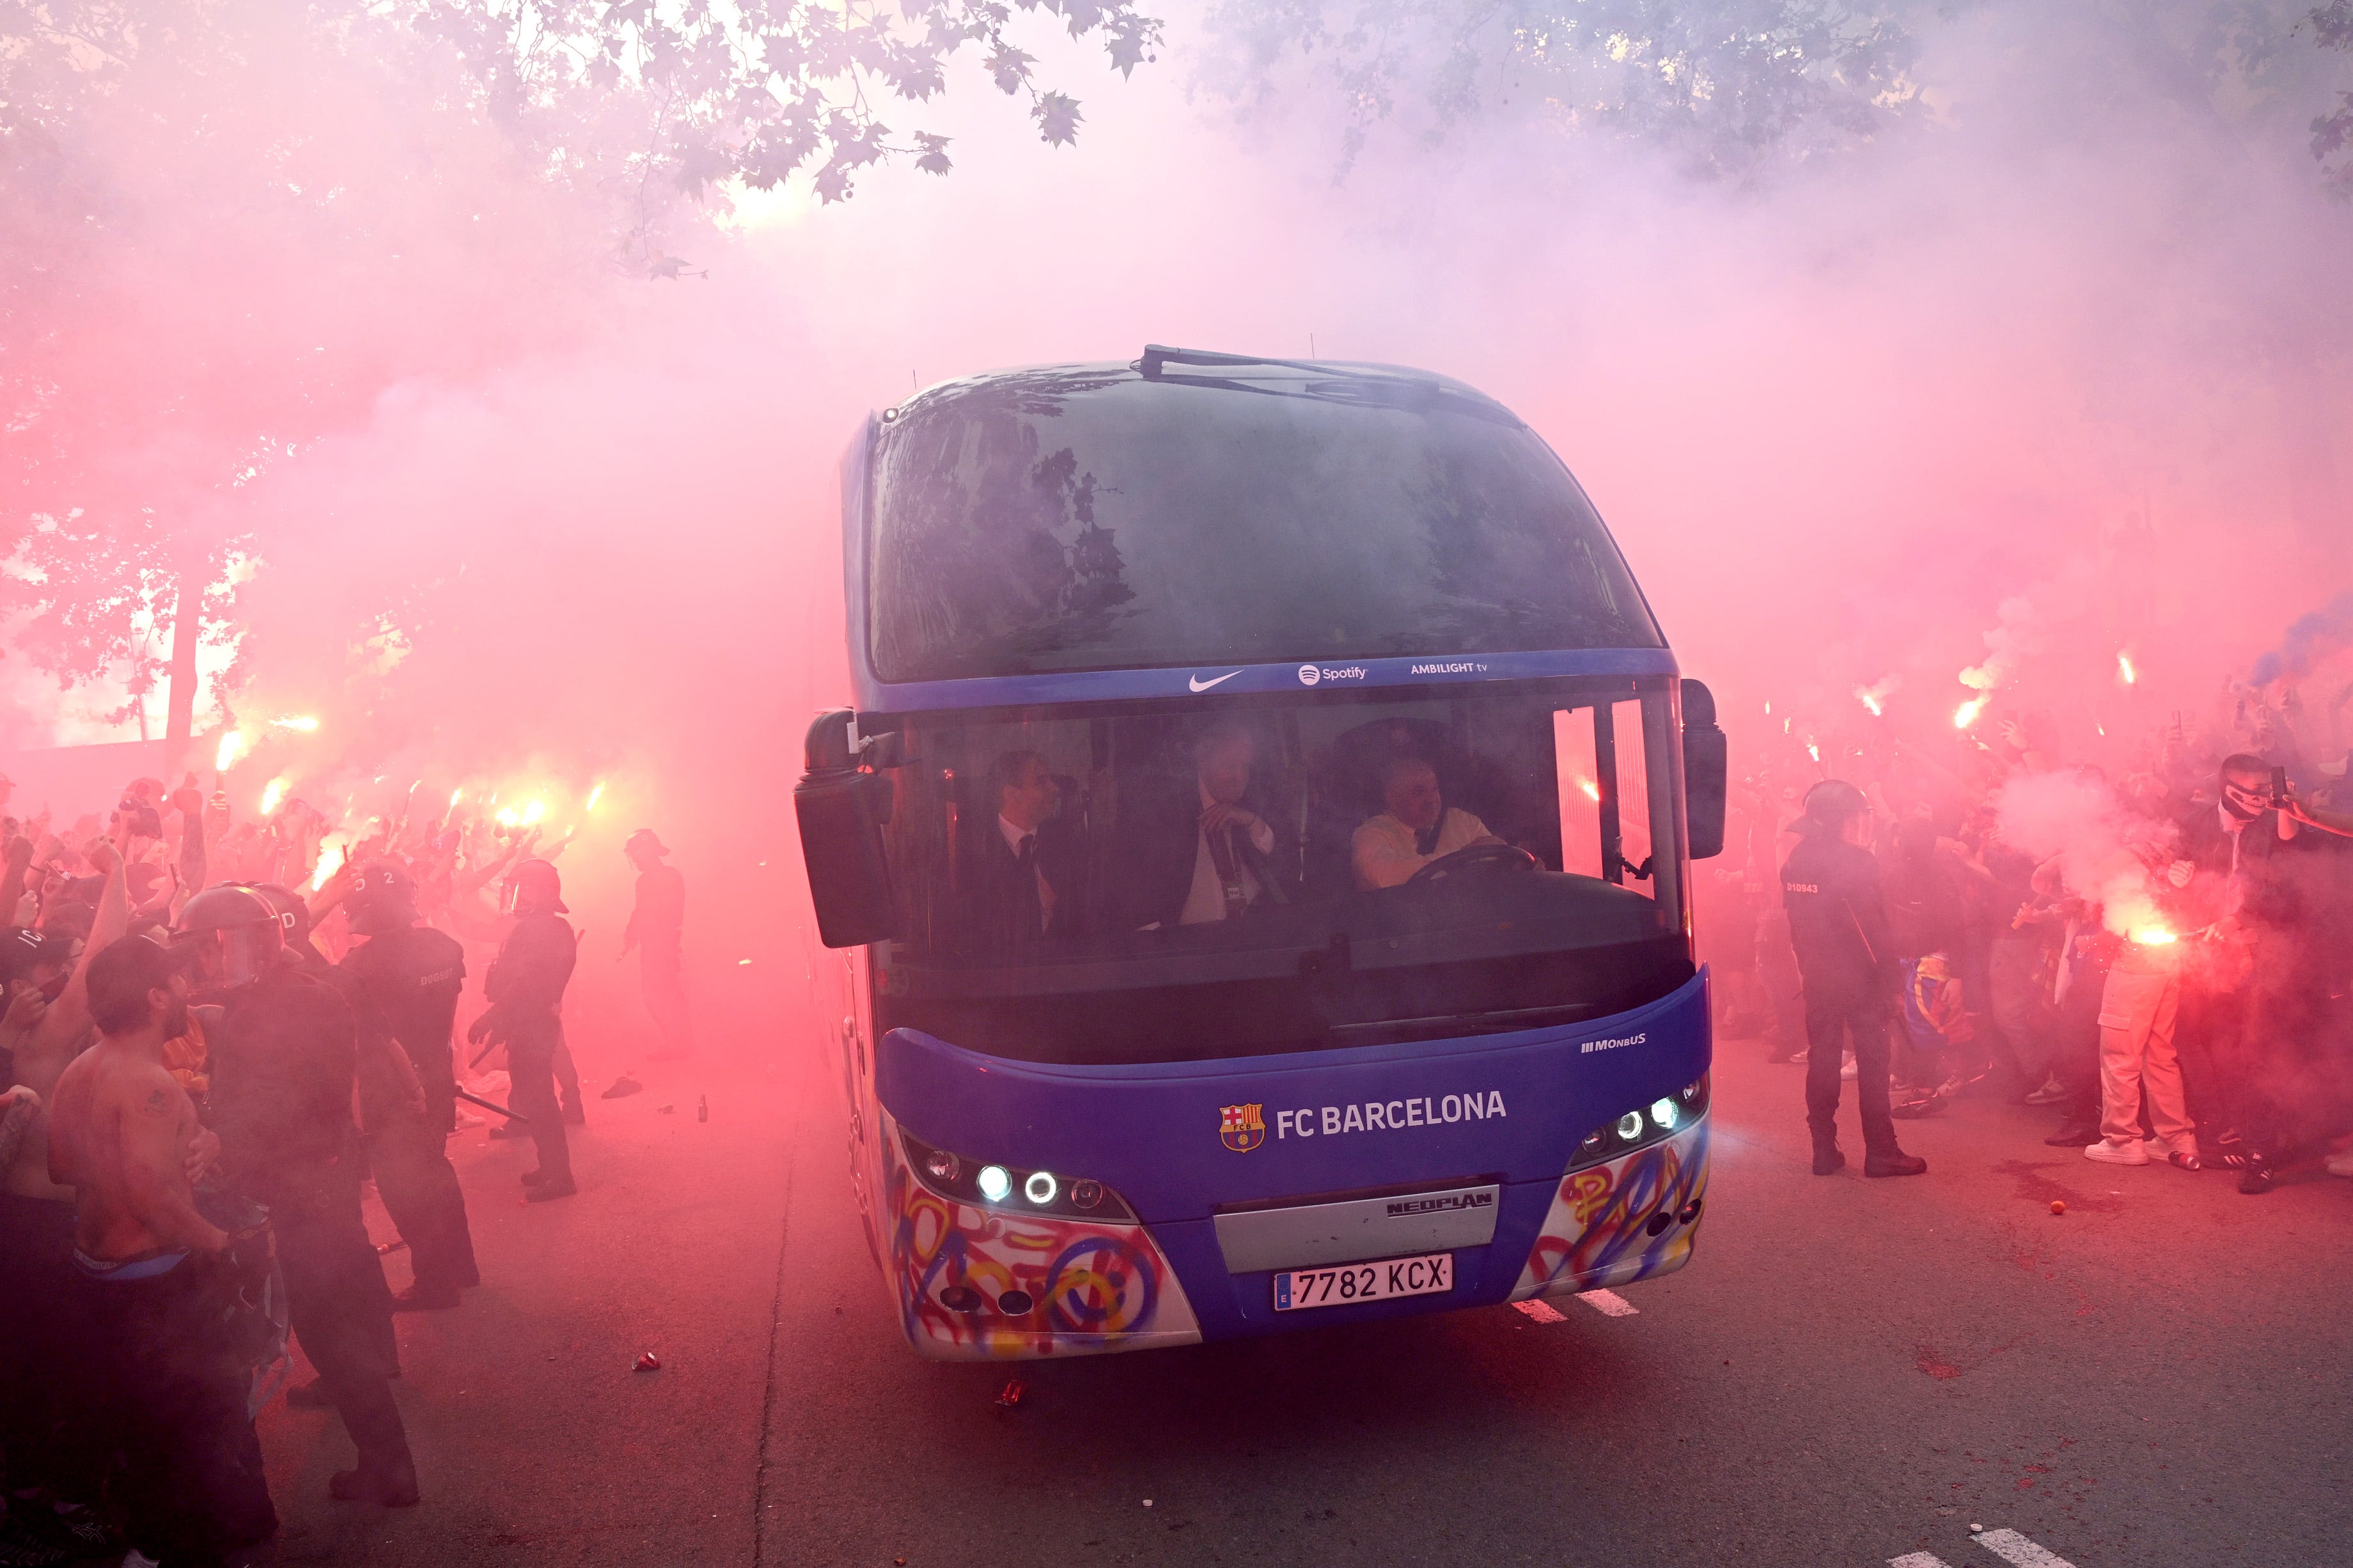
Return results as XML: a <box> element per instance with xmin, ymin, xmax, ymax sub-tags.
<box><xmin>47</xmin><ymin>934</ymin><xmax>275</xmax><ymax>1566</ymax></box>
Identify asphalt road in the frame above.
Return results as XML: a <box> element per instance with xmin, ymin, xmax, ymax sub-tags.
<box><xmin>248</xmin><ymin>1034</ymin><xmax>2353</xmax><ymax>1568</ymax></box>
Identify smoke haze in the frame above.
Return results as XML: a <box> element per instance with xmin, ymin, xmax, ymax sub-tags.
<box><xmin>8</xmin><ymin>0</ymin><xmax>2352</xmax><ymax>1049</ymax></box>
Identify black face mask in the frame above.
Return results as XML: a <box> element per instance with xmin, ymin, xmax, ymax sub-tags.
<box><xmin>2220</xmin><ymin>782</ymin><xmax>2267</xmax><ymax>822</ymax></box>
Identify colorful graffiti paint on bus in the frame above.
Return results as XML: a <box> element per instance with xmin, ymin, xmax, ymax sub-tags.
<box><xmin>1513</xmin><ymin>1117</ymin><xmax>1708</xmax><ymax>1300</ymax></box>
<box><xmin>880</xmin><ymin>1114</ymin><xmax>1202</xmax><ymax>1360</ymax></box>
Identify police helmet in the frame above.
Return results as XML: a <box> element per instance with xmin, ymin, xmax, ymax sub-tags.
<box><xmin>501</xmin><ymin>858</ymin><xmax>567</xmax><ymax>916</ymax></box>
<box><xmin>347</xmin><ymin>859</ymin><xmax>420</xmax><ymax>936</ymax></box>
<box><xmin>173</xmin><ymin>885</ymin><xmax>286</xmax><ymax>990</ymax></box>
<box><xmin>1791</xmin><ymin>779</ymin><xmax>1870</xmax><ymax>834</ymax></box>
<box><xmin>234</xmin><ymin>882</ymin><xmax>313</xmax><ymax>943</ymax></box>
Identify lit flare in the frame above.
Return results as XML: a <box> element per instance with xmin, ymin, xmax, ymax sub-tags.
<box><xmin>2117</xmin><ymin>652</ymin><xmax>2137</xmax><ymax>686</ymax></box>
<box><xmin>260</xmin><ymin>777</ymin><xmax>289</xmax><ymax>815</ymax></box>
<box><xmin>270</xmin><ymin>715</ymin><xmax>320</xmax><ymax>733</ymax></box>
<box><xmin>1953</xmin><ymin>697</ymin><xmax>1988</xmax><ymax>731</ymax></box>
<box><xmin>214</xmin><ymin>729</ymin><xmax>251</xmax><ymax>773</ymax></box>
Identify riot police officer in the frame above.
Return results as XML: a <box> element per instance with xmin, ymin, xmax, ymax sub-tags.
<box><xmin>470</xmin><ymin>859</ymin><xmax>577</xmax><ymax>1200</ymax></box>
<box><xmin>1779</xmin><ymin>781</ymin><xmax>1927</xmax><ymax>1178</ymax></box>
<box><xmin>337</xmin><ymin>860</ymin><xmax>480</xmax><ymax>1307</ymax></box>
<box><xmin>175</xmin><ymin>885</ymin><xmax>420</xmax><ymax>1505</ymax></box>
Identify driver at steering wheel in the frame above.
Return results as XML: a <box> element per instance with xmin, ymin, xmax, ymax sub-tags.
<box><xmin>1352</xmin><ymin>756</ymin><xmax>1503</xmax><ymax>890</ymax></box>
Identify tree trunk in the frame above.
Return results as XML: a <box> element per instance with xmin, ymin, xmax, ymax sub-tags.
<box><xmin>164</xmin><ymin>565</ymin><xmax>201</xmax><ymax>765</ymax></box>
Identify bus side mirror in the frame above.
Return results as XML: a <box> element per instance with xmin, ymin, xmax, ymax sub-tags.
<box><xmin>795</xmin><ymin>708</ymin><xmax>898</xmax><ymax>949</ymax></box>
<box><xmin>1682</xmin><ymin>679</ymin><xmax>1728</xmax><ymax>860</ymax></box>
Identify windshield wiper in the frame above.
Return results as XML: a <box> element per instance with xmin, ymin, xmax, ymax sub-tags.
<box><xmin>1134</xmin><ymin>345</ymin><xmax>1525</xmax><ymax>428</ymax></box>
<box><xmin>1139</xmin><ymin>345</ymin><xmax>1361</xmax><ymax>380</ymax></box>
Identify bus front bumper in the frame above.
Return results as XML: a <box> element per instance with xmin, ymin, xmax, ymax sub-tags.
<box><xmin>872</xmin><ymin>971</ymin><xmax>1711</xmax><ymax>1358</ymax></box>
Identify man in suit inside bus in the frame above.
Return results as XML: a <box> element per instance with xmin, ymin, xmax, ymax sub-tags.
<box><xmin>1123</xmin><ymin>722</ymin><xmax>1294</xmax><ymax>929</ymax></box>
<box><xmin>968</xmin><ymin>749</ymin><xmax>1077</xmax><ymax>952</ymax></box>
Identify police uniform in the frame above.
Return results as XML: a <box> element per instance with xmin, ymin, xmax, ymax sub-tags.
<box><xmin>1780</xmin><ymin>812</ymin><xmax>1907</xmax><ymax>1170</ymax></box>
<box><xmin>207</xmin><ymin>962</ymin><xmax>416</xmax><ymax>1496</ymax></box>
<box><xmin>485</xmin><ymin>910</ymin><xmax>578</xmax><ymax>1187</ymax></box>
<box><xmin>341</xmin><ymin>924</ymin><xmax>480</xmax><ymax>1296</ymax></box>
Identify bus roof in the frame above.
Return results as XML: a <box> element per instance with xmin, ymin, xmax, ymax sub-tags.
<box><xmin>845</xmin><ymin>352</ymin><xmax>1670</xmax><ymax>714</ymax></box>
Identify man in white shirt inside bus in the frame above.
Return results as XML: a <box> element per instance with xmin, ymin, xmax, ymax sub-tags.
<box><xmin>1352</xmin><ymin>756</ymin><xmax>1503</xmax><ymax>890</ymax></box>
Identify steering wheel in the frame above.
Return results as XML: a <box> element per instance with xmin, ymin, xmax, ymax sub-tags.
<box><xmin>1407</xmin><ymin>841</ymin><xmax>1539</xmax><ymax>885</ymax></box>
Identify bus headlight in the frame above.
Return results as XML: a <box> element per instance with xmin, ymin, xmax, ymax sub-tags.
<box><xmin>1570</xmin><ymin>1073</ymin><xmax>1708</xmax><ymax>1170</ymax></box>
<box><xmin>899</xmin><ymin>1128</ymin><xmax>1135</xmax><ymax>1221</ymax></box>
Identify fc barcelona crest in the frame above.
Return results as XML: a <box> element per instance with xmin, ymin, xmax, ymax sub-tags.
<box><xmin>1219</xmin><ymin>1103</ymin><xmax>1267</xmax><ymax>1153</ymax></box>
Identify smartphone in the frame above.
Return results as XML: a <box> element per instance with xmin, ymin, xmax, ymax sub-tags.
<box><xmin>2271</xmin><ymin>766</ymin><xmax>2289</xmax><ymax>807</ymax></box>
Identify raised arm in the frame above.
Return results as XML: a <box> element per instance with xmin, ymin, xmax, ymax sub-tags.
<box><xmin>35</xmin><ymin>841</ymin><xmax>129</xmax><ymax>1055</ymax></box>
<box><xmin>3</xmin><ymin>835</ymin><xmax>34</xmax><ymax>926</ymax></box>
<box><xmin>2286</xmin><ymin>796</ymin><xmax>2353</xmax><ymax>839</ymax></box>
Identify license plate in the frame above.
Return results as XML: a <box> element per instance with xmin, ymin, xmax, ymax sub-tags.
<box><xmin>1272</xmin><ymin>1252</ymin><xmax>1454</xmax><ymax>1312</ymax></box>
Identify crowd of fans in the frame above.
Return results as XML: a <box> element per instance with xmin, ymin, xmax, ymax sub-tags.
<box><xmin>2</xmin><ymin>660</ymin><xmax>2344</xmax><ymax>1562</ymax></box>
<box><xmin>1703</xmin><ymin>673</ymin><xmax>2353</xmax><ymax>1192</ymax></box>
<box><xmin>0</xmin><ymin>768</ymin><xmax>688</xmax><ymax>1567</ymax></box>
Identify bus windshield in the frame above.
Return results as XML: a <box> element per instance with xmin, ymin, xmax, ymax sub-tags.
<box><xmin>866</xmin><ymin>366</ymin><xmax>1663</xmax><ymax>682</ymax></box>
<box><xmin>870</xmin><ymin>679</ymin><xmax>1692</xmax><ymax>1064</ymax></box>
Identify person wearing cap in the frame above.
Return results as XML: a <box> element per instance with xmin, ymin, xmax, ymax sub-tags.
<box><xmin>469</xmin><ymin>859</ymin><xmax>579</xmax><ymax>1200</ymax></box>
<box><xmin>1779</xmin><ymin>780</ymin><xmax>1927</xmax><ymax>1178</ymax></box>
<box><xmin>176</xmin><ymin>883</ymin><xmax>419</xmax><ymax>1507</ymax></box>
<box><xmin>332</xmin><ymin>860</ymin><xmax>480</xmax><ymax>1307</ymax></box>
<box><xmin>621</xmin><ymin>828</ymin><xmax>693</xmax><ymax>1060</ymax></box>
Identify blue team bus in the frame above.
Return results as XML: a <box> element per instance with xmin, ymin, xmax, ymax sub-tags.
<box><xmin>795</xmin><ymin>346</ymin><xmax>1726</xmax><ymax>1359</ymax></box>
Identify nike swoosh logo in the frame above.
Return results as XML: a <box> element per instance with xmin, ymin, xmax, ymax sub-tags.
<box><xmin>1189</xmin><ymin>671</ymin><xmax>1242</xmax><ymax>692</ymax></box>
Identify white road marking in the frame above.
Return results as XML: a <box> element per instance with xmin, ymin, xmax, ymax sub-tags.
<box><xmin>1575</xmin><ymin>1289</ymin><xmax>1639</xmax><ymax>1317</ymax></box>
<box><xmin>1973</xmin><ymin>1528</ymin><xmax>2077</xmax><ymax>1568</ymax></box>
<box><xmin>1512</xmin><ymin>1300</ymin><xmax>1567</xmax><ymax>1323</ymax></box>
<box><xmin>1888</xmin><ymin>1554</ymin><xmax>1955</xmax><ymax>1568</ymax></box>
